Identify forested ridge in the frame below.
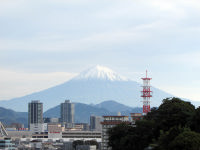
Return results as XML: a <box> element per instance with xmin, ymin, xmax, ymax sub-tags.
<box><xmin>108</xmin><ymin>97</ymin><xmax>200</xmax><ymax>150</ymax></box>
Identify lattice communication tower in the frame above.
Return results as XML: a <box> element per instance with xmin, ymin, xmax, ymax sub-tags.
<box><xmin>141</xmin><ymin>70</ymin><xmax>152</xmax><ymax>115</ymax></box>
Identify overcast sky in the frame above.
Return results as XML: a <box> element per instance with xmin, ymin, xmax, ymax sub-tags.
<box><xmin>1</xmin><ymin>0</ymin><xmax>200</xmax><ymax>101</ymax></box>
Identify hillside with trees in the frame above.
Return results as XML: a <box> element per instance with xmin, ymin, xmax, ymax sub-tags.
<box><xmin>108</xmin><ymin>97</ymin><xmax>200</xmax><ymax>150</ymax></box>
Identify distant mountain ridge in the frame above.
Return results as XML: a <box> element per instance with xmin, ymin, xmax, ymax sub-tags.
<box><xmin>0</xmin><ymin>100</ymin><xmax>142</xmax><ymax>126</ymax></box>
<box><xmin>0</xmin><ymin>65</ymin><xmax>178</xmax><ymax>111</ymax></box>
<box><xmin>95</xmin><ymin>100</ymin><xmax>133</xmax><ymax>112</ymax></box>
<box><xmin>0</xmin><ymin>107</ymin><xmax>28</xmax><ymax>127</ymax></box>
<box><xmin>44</xmin><ymin>100</ymin><xmax>143</xmax><ymax>123</ymax></box>
<box><xmin>0</xmin><ymin>99</ymin><xmax>198</xmax><ymax>126</ymax></box>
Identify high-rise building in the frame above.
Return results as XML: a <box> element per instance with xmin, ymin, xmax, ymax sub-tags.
<box><xmin>60</xmin><ymin>100</ymin><xmax>74</xmax><ymax>125</ymax></box>
<box><xmin>28</xmin><ymin>100</ymin><xmax>43</xmax><ymax>128</ymax></box>
<box><xmin>90</xmin><ymin>115</ymin><xmax>102</xmax><ymax>131</ymax></box>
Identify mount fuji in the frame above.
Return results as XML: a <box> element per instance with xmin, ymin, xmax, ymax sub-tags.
<box><xmin>0</xmin><ymin>65</ymin><xmax>174</xmax><ymax>112</ymax></box>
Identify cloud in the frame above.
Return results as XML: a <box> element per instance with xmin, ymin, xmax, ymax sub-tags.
<box><xmin>0</xmin><ymin>0</ymin><xmax>196</xmax><ymax>52</ymax></box>
<box><xmin>0</xmin><ymin>68</ymin><xmax>77</xmax><ymax>100</ymax></box>
<box><xmin>1</xmin><ymin>0</ymin><xmax>200</xmax><ymax>101</ymax></box>
<box><xmin>158</xmin><ymin>85</ymin><xmax>200</xmax><ymax>101</ymax></box>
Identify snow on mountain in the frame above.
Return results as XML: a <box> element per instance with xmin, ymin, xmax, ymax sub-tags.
<box><xmin>73</xmin><ymin>65</ymin><xmax>129</xmax><ymax>81</ymax></box>
<box><xmin>0</xmin><ymin>65</ymin><xmax>175</xmax><ymax>112</ymax></box>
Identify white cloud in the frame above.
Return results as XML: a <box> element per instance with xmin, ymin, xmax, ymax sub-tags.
<box><xmin>166</xmin><ymin>51</ymin><xmax>200</xmax><ymax>67</ymax></box>
<box><xmin>158</xmin><ymin>85</ymin><xmax>200</xmax><ymax>101</ymax></box>
<box><xmin>1</xmin><ymin>0</ymin><xmax>200</xmax><ymax>102</ymax></box>
<box><xmin>0</xmin><ymin>69</ymin><xmax>77</xmax><ymax>100</ymax></box>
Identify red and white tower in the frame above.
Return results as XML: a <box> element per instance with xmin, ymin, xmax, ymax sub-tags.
<box><xmin>141</xmin><ymin>70</ymin><xmax>152</xmax><ymax>115</ymax></box>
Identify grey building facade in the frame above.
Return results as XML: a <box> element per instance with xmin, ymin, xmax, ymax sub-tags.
<box><xmin>90</xmin><ymin>116</ymin><xmax>102</xmax><ymax>131</ymax></box>
<box><xmin>28</xmin><ymin>100</ymin><xmax>43</xmax><ymax>128</ymax></box>
<box><xmin>60</xmin><ymin>100</ymin><xmax>74</xmax><ymax>124</ymax></box>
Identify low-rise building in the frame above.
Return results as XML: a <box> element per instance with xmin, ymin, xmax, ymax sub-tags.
<box><xmin>130</xmin><ymin>113</ymin><xmax>143</xmax><ymax>121</ymax></box>
<box><xmin>0</xmin><ymin>138</ymin><xmax>15</xmax><ymax>150</ymax></box>
<box><xmin>76</xmin><ymin>145</ymin><xmax>97</xmax><ymax>150</ymax></box>
<box><xmin>62</xmin><ymin>131</ymin><xmax>101</xmax><ymax>140</ymax></box>
<box><xmin>30</xmin><ymin>123</ymin><xmax>47</xmax><ymax>134</ymax></box>
<box><xmin>101</xmin><ymin>115</ymin><xmax>130</xmax><ymax>150</ymax></box>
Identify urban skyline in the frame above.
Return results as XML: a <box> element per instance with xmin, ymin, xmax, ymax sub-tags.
<box><xmin>1</xmin><ymin>0</ymin><xmax>200</xmax><ymax>149</ymax></box>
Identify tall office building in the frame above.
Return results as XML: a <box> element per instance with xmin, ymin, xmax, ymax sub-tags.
<box><xmin>90</xmin><ymin>115</ymin><xmax>102</xmax><ymax>131</ymax></box>
<box><xmin>28</xmin><ymin>100</ymin><xmax>43</xmax><ymax>128</ymax></box>
<box><xmin>60</xmin><ymin>100</ymin><xmax>74</xmax><ymax>125</ymax></box>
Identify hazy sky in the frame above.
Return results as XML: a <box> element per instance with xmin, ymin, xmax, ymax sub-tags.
<box><xmin>1</xmin><ymin>0</ymin><xmax>200</xmax><ymax>101</ymax></box>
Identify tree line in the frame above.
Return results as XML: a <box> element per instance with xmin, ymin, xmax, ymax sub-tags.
<box><xmin>108</xmin><ymin>97</ymin><xmax>200</xmax><ymax>150</ymax></box>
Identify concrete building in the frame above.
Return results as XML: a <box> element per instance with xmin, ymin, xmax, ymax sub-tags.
<box><xmin>90</xmin><ymin>116</ymin><xmax>102</xmax><ymax>131</ymax></box>
<box><xmin>101</xmin><ymin>115</ymin><xmax>130</xmax><ymax>150</ymax></box>
<box><xmin>130</xmin><ymin>113</ymin><xmax>143</xmax><ymax>122</ymax></box>
<box><xmin>29</xmin><ymin>123</ymin><xmax>47</xmax><ymax>134</ymax></box>
<box><xmin>76</xmin><ymin>145</ymin><xmax>96</xmax><ymax>150</ymax></box>
<box><xmin>6</xmin><ymin>130</ymin><xmax>32</xmax><ymax>139</ymax></box>
<box><xmin>60</xmin><ymin>100</ymin><xmax>74</xmax><ymax>126</ymax></box>
<box><xmin>0</xmin><ymin>138</ymin><xmax>15</xmax><ymax>150</ymax></box>
<box><xmin>28</xmin><ymin>100</ymin><xmax>43</xmax><ymax>128</ymax></box>
<box><xmin>75</xmin><ymin>123</ymin><xmax>90</xmax><ymax>131</ymax></box>
<box><xmin>44</xmin><ymin>117</ymin><xmax>59</xmax><ymax>123</ymax></box>
<box><xmin>48</xmin><ymin>123</ymin><xmax>65</xmax><ymax>139</ymax></box>
<box><xmin>62</xmin><ymin>131</ymin><xmax>101</xmax><ymax>140</ymax></box>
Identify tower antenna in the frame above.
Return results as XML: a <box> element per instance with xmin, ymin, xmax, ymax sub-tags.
<box><xmin>141</xmin><ymin>70</ymin><xmax>152</xmax><ymax>115</ymax></box>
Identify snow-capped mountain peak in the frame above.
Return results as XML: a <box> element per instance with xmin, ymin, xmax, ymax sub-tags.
<box><xmin>73</xmin><ymin>65</ymin><xmax>129</xmax><ymax>81</ymax></box>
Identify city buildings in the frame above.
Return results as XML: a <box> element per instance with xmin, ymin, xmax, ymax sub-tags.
<box><xmin>5</xmin><ymin>99</ymin><xmax>142</xmax><ymax>150</ymax></box>
<box><xmin>130</xmin><ymin>113</ymin><xmax>143</xmax><ymax>122</ymax></box>
<box><xmin>60</xmin><ymin>100</ymin><xmax>74</xmax><ymax>127</ymax></box>
<box><xmin>0</xmin><ymin>138</ymin><xmax>15</xmax><ymax>150</ymax></box>
<box><xmin>29</xmin><ymin>123</ymin><xmax>47</xmax><ymax>134</ymax></box>
<box><xmin>90</xmin><ymin>116</ymin><xmax>102</xmax><ymax>131</ymax></box>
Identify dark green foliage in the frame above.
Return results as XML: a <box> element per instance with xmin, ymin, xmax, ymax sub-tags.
<box><xmin>108</xmin><ymin>97</ymin><xmax>200</xmax><ymax>150</ymax></box>
<box><xmin>191</xmin><ymin>106</ymin><xmax>200</xmax><ymax>133</ymax></box>
<box><xmin>145</xmin><ymin>97</ymin><xmax>195</xmax><ymax>139</ymax></box>
<box><xmin>156</xmin><ymin>126</ymin><xmax>186</xmax><ymax>150</ymax></box>
<box><xmin>170</xmin><ymin>130</ymin><xmax>200</xmax><ymax>150</ymax></box>
<box><xmin>72</xmin><ymin>140</ymin><xmax>84</xmax><ymax>149</ymax></box>
<box><xmin>72</xmin><ymin>140</ymin><xmax>99</xmax><ymax>149</ymax></box>
<box><xmin>108</xmin><ymin>123</ymin><xmax>134</xmax><ymax>150</ymax></box>
<box><xmin>108</xmin><ymin>121</ymin><xmax>155</xmax><ymax>150</ymax></box>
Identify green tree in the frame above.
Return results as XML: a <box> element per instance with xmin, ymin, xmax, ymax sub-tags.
<box><xmin>72</xmin><ymin>140</ymin><xmax>84</xmax><ymax>149</ymax></box>
<box><xmin>191</xmin><ymin>106</ymin><xmax>200</xmax><ymax>133</ymax></box>
<box><xmin>170</xmin><ymin>130</ymin><xmax>200</xmax><ymax>150</ymax></box>
<box><xmin>156</xmin><ymin>126</ymin><xmax>185</xmax><ymax>150</ymax></box>
<box><xmin>108</xmin><ymin>97</ymin><xmax>198</xmax><ymax>150</ymax></box>
<box><xmin>145</xmin><ymin>97</ymin><xmax>195</xmax><ymax>139</ymax></box>
<box><xmin>108</xmin><ymin>123</ymin><xmax>134</xmax><ymax>150</ymax></box>
<box><xmin>108</xmin><ymin>120</ymin><xmax>155</xmax><ymax>150</ymax></box>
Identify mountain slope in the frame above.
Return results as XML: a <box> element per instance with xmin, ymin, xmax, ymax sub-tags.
<box><xmin>44</xmin><ymin>100</ymin><xmax>142</xmax><ymax>123</ymax></box>
<box><xmin>95</xmin><ymin>100</ymin><xmax>133</xmax><ymax>112</ymax></box>
<box><xmin>44</xmin><ymin>102</ymin><xmax>113</xmax><ymax>123</ymax></box>
<box><xmin>0</xmin><ymin>107</ymin><xmax>28</xmax><ymax>127</ymax></box>
<box><xmin>0</xmin><ymin>65</ymin><xmax>174</xmax><ymax>111</ymax></box>
<box><xmin>0</xmin><ymin>100</ymin><xmax>141</xmax><ymax>126</ymax></box>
